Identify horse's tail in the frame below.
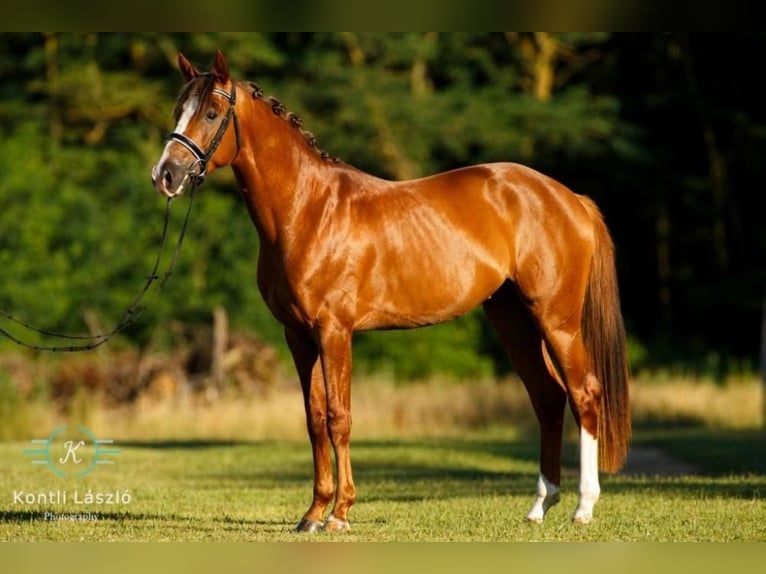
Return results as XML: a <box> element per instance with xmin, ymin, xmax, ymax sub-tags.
<box><xmin>579</xmin><ymin>196</ymin><xmax>631</xmax><ymax>472</ymax></box>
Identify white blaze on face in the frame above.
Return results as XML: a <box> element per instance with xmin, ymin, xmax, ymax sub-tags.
<box><xmin>151</xmin><ymin>94</ymin><xmax>200</xmax><ymax>197</ymax></box>
<box><xmin>157</xmin><ymin>94</ymin><xmax>199</xmax><ymax>168</ymax></box>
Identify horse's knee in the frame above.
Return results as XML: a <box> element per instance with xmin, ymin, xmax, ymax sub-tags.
<box><xmin>306</xmin><ymin>405</ymin><xmax>352</xmax><ymax>445</ymax></box>
<box><xmin>306</xmin><ymin>410</ymin><xmax>328</xmax><ymax>438</ymax></box>
<box><xmin>327</xmin><ymin>408</ymin><xmax>352</xmax><ymax>445</ymax></box>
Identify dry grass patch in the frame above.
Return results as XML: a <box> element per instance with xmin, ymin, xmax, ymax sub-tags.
<box><xmin>630</xmin><ymin>375</ymin><xmax>762</xmax><ymax>429</ymax></box>
<box><xmin>92</xmin><ymin>374</ymin><xmax>765</xmax><ymax>442</ymax></box>
<box><xmin>2</xmin><ymin>371</ymin><xmax>761</xmax><ymax>442</ymax></box>
<box><xmin>100</xmin><ymin>376</ymin><xmax>537</xmax><ymax>441</ymax></box>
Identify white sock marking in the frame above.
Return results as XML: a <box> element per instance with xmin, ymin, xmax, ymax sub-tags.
<box><xmin>573</xmin><ymin>426</ymin><xmax>601</xmax><ymax>523</ymax></box>
<box><xmin>526</xmin><ymin>473</ymin><xmax>560</xmax><ymax>523</ymax></box>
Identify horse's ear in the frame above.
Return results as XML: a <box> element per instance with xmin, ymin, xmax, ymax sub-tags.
<box><xmin>178</xmin><ymin>53</ymin><xmax>199</xmax><ymax>82</ymax></box>
<box><xmin>212</xmin><ymin>50</ymin><xmax>230</xmax><ymax>84</ymax></box>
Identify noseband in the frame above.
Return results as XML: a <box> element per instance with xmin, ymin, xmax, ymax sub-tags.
<box><xmin>166</xmin><ymin>80</ymin><xmax>241</xmax><ymax>184</ymax></box>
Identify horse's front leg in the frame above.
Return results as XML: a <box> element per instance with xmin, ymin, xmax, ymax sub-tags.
<box><xmin>317</xmin><ymin>318</ymin><xmax>355</xmax><ymax>532</ymax></box>
<box><xmin>285</xmin><ymin>327</ymin><xmax>334</xmax><ymax>533</ymax></box>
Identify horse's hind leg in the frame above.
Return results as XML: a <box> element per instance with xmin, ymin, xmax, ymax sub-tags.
<box><xmin>483</xmin><ymin>283</ymin><xmax>567</xmax><ymax>523</ymax></box>
<box><xmin>532</xmin><ymin>299</ymin><xmax>602</xmax><ymax>524</ymax></box>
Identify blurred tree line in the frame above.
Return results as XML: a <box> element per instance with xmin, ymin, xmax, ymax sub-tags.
<box><xmin>0</xmin><ymin>33</ymin><xmax>763</xmax><ymax>380</ymax></box>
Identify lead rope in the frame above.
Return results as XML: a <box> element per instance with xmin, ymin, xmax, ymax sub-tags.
<box><xmin>0</xmin><ymin>182</ymin><xmax>197</xmax><ymax>352</ymax></box>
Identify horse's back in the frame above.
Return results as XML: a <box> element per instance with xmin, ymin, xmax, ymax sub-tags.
<box><xmin>344</xmin><ymin>162</ymin><xmax>598</xmax><ymax>330</ymax></box>
<box><xmin>386</xmin><ymin>161</ymin><xmax>593</xmax><ymax>229</ymax></box>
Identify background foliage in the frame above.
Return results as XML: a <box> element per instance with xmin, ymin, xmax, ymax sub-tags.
<box><xmin>1</xmin><ymin>33</ymin><xmax>764</xmax><ymax>379</ymax></box>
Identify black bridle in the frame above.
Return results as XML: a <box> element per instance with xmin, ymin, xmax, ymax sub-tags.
<box><xmin>166</xmin><ymin>81</ymin><xmax>241</xmax><ymax>185</ymax></box>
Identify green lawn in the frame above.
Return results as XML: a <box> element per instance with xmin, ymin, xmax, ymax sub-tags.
<box><xmin>1</xmin><ymin>430</ymin><xmax>763</xmax><ymax>541</ymax></box>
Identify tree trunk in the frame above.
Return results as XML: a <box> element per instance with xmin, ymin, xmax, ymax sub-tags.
<box><xmin>677</xmin><ymin>33</ymin><xmax>729</xmax><ymax>272</ymax></box>
<box><xmin>532</xmin><ymin>32</ymin><xmax>558</xmax><ymax>102</ymax></box>
<box><xmin>43</xmin><ymin>32</ymin><xmax>62</xmax><ymax>143</ymax></box>
<box><xmin>211</xmin><ymin>306</ymin><xmax>228</xmax><ymax>391</ymax></box>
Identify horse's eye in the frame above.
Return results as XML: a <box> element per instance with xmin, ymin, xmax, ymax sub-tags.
<box><xmin>206</xmin><ymin>110</ymin><xmax>218</xmax><ymax>121</ymax></box>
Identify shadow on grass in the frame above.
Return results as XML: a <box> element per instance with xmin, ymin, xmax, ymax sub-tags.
<box><xmin>634</xmin><ymin>427</ymin><xmax>766</xmax><ymax>476</ymax></box>
<box><xmin>108</xmin><ymin>436</ymin><xmax>559</xmax><ymax>502</ymax></box>
<box><xmin>105</xmin><ymin>431</ymin><xmax>764</xmax><ymax>506</ymax></box>
<box><xmin>603</xmin><ymin>474</ymin><xmax>766</xmax><ymax>501</ymax></box>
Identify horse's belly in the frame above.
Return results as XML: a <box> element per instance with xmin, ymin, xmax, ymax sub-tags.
<box><xmin>354</xmin><ymin>259</ymin><xmax>505</xmax><ymax>330</ymax></box>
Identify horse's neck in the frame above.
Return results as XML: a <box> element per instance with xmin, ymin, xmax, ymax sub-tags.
<box><xmin>231</xmin><ymin>163</ymin><xmax>297</xmax><ymax>248</ymax></box>
<box><xmin>231</xmin><ymin>101</ymin><xmax>327</xmax><ymax>247</ymax></box>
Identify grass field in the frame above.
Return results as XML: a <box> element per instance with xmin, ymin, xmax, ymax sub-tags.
<box><xmin>1</xmin><ymin>376</ymin><xmax>764</xmax><ymax>541</ymax></box>
<box><xmin>1</xmin><ymin>433</ymin><xmax>764</xmax><ymax>541</ymax></box>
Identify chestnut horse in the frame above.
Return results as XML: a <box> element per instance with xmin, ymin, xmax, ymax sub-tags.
<box><xmin>152</xmin><ymin>51</ymin><xmax>630</xmax><ymax>532</ymax></box>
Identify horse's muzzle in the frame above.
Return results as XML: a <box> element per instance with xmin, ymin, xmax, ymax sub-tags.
<box><xmin>151</xmin><ymin>160</ymin><xmax>189</xmax><ymax>198</ymax></box>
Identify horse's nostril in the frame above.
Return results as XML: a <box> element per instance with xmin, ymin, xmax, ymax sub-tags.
<box><xmin>163</xmin><ymin>169</ymin><xmax>173</xmax><ymax>189</ymax></box>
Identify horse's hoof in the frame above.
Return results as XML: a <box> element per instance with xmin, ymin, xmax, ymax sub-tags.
<box><xmin>524</xmin><ymin>514</ymin><xmax>544</xmax><ymax>524</ymax></box>
<box><xmin>572</xmin><ymin>510</ymin><xmax>593</xmax><ymax>524</ymax></box>
<box><xmin>322</xmin><ymin>514</ymin><xmax>351</xmax><ymax>532</ymax></box>
<box><xmin>525</xmin><ymin>488</ymin><xmax>560</xmax><ymax>523</ymax></box>
<box><xmin>296</xmin><ymin>518</ymin><xmax>325</xmax><ymax>533</ymax></box>
<box><xmin>572</xmin><ymin>514</ymin><xmax>593</xmax><ymax>525</ymax></box>
<box><xmin>572</xmin><ymin>492</ymin><xmax>598</xmax><ymax>524</ymax></box>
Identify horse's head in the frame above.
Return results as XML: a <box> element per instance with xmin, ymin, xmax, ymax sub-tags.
<box><xmin>152</xmin><ymin>50</ymin><xmax>240</xmax><ymax>198</ymax></box>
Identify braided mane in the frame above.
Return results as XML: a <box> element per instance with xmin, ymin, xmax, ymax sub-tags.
<box><xmin>244</xmin><ymin>81</ymin><xmax>341</xmax><ymax>164</ymax></box>
<box><xmin>174</xmin><ymin>75</ymin><xmax>340</xmax><ymax>164</ymax></box>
